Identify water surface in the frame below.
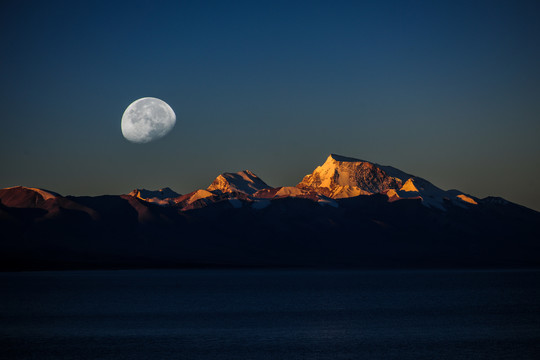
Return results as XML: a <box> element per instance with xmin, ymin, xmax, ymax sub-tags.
<box><xmin>1</xmin><ymin>269</ymin><xmax>539</xmax><ymax>359</ymax></box>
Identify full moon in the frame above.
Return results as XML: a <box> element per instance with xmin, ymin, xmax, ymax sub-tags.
<box><xmin>121</xmin><ymin>97</ymin><xmax>176</xmax><ymax>143</ymax></box>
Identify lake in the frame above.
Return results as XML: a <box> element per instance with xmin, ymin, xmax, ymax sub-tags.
<box><xmin>1</xmin><ymin>269</ymin><xmax>539</xmax><ymax>359</ymax></box>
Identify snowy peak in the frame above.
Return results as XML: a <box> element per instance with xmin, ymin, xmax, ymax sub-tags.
<box><xmin>297</xmin><ymin>154</ymin><xmax>402</xmax><ymax>198</ymax></box>
<box><xmin>207</xmin><ymin>170</ymin><xmax>271</xmax><ymax>195</ymax></box>
<box><xmin>297</xmin><ymin>154</ymin><xmax>478</xmax><ymax>210</ymax></box>
<box><xmin>128</xmin><ymin>187</ymin><xmax>180</xmax><ymax>205</ymax></box>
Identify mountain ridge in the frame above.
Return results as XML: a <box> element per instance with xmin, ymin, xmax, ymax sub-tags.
<box><xmin>0</xmin><ymin>154</ymin><xmax>530</xmax><ymax>212</ymax></box>
<box><xmin>1</xmin><ymin>154</ymin><xmax>538</xmax><ymax>270</ymax></box>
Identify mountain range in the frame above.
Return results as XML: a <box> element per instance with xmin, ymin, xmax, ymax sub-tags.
<box><xmin>1</xmin><ymin>154</ymin><xmax>539</xmax><ymax>270</ymax></box>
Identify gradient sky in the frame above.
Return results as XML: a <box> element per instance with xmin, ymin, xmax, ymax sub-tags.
<box><xmin>1</xmin><ymin>0</ymin><xmax>539</xmax><ymax>210</ymax></box>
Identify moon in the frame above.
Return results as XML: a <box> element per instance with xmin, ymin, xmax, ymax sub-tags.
<box><xmin>121</xmin><ymin>97</ymin><xmax>176</xmax><ymax>143</ymax></box>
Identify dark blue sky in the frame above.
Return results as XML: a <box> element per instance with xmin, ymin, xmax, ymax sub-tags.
<box><xmin>1</xmin><ymin>0</ymin><xmax>539</xmax><ymax>210</ymax></box>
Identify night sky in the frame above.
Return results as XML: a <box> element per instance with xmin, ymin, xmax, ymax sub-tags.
<box><xmin>1</xmin><ymin>0</ymin><xmax>539</xmax><ymax>210</ymax></box>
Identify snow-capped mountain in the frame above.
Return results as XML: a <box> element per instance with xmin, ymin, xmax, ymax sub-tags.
<box><xmin>1</xmin><ymin>155</ymin><xmax>539</xmax><ymax>270</ymax></box>
<box><xmin>297</xmin><ymin>154</ymin><xmax>401</xmax><ymax>198</ymax></box>
<box><xmin>207</xmin><ymin>170</ymin><xmax>271</xmax><ymax>195</ymax></box>
<box><xmin>122</xmin><ymin>154</ymin><xmax>492</xmax><ymax>211</ymax></box>
<box><xmin>128</xmin><ymin>187</ymin><xmax>180</xmax><ymax>205</ymax></box>
<box><xmin>297</xmin><ymin>154</ymin><xmax>477</xmax><ymax>209</ymax></box>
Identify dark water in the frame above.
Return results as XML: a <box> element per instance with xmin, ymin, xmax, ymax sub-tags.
<box><xmin>1</xmin><ymin>269</ymin><xmax>539</xmax><ymax>359</ymax></box>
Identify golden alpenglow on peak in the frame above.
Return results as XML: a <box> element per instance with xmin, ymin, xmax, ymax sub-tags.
<box><xmin>297</xmin><ymin>154</ymin><xmax>402</xmax><ymax>198</ymax></box>
<box><xmin>295</xmin><ymin>154</ymin><xmax>480</xmax><ymax>210</ymax></box>
<box><xmin>207</xmin><ymin>170</ymin><xmax>271</xmax><ymax>195</ymax></box>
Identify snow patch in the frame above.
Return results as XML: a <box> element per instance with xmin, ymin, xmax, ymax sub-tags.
<box><xmin>457</xmin><ymin>194</ymin><xmax>478</xmax><ymax>205</ymax></box>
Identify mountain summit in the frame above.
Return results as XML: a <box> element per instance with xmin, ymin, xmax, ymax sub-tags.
<box><xmin>297</xmin><ymin>154</ymin><xmax>476</xmax><ymax>209</ymax></box>
<box><xmin>297</xmin><ymin>154</ymin><xmax>402</xmax><ymax>198</ymax></box>
<box><xmin>207</xmin><ymin>170</ymin><xmax>271</xmax><ymax>195</ymax></box>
